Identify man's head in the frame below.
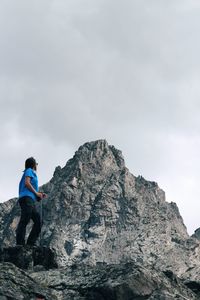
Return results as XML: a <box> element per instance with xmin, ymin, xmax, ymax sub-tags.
<box><xmin>25</xmin><ymin>157</ymin><xmax>38</xmax><ymax>170</ymax></box>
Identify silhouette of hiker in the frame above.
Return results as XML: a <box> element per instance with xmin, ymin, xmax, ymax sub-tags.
<box><xmin>16</xmin><ymin>157</ymin><xmax>46</xmax><ymax>246</ymax></box>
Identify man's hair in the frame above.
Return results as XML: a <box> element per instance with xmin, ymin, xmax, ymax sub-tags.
<box><xmin>25</xmin><ymin>157</ymin><xmax>37</xmax><ymax>169</ymax></box>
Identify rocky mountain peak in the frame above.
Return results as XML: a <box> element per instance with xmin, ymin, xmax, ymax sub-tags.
<box><xmin>75</xmin><ymin>139</ymin><xmax>125</xmax><ymax>168</ymax></box>
<box><xmin>1</xmin><ymin>140</ymin><xmax>200</xmax><ymax>299</ymax></box>
<box><xmin>53</xmin><ymin>139</ymin><xmax>125</xmax><ymax>181</ymax></box>
<box><xmin>50</xmin><ymin>140</ymin><xmax>126</xmax><ymax>201</ymax></box>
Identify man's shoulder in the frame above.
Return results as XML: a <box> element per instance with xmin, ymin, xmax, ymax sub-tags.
<box><xmin>24</xmin><ymin>168</ymin><xmax>35</xmax><ymax>177</ymax></box>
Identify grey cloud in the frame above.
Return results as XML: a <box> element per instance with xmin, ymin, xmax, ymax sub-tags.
<box><xmin>1</xmin><ymin>0</ymin><xmax>199</xmax><ymax>144</ymax></box>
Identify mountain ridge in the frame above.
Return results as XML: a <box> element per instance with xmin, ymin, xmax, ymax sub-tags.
<box><xmin>1</xmin><ymin>139</ymin><xmax>200</xmax><ymax>299</ymax></box>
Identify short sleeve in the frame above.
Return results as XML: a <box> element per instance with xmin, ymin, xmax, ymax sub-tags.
<box><xmin>24</xmin><ymin>168</ymin><xmax>34</xmax><ymax>178</ymax></box>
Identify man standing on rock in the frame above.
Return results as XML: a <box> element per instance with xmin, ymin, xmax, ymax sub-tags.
<box><xmin>16</xmin><ymin>157</ymin><xmax>46</xmax><ymax>246</ymax></box>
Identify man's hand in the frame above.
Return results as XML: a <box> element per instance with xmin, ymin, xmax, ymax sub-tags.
<box><xmin>36</xmin><ymin>192</ymin><xmax>43</xmax><ymax>199</ymax></box>
<box><xmin>36</xmin><ymin>192</ymin><xmax>47</xmax><ymax>200</ymax></box>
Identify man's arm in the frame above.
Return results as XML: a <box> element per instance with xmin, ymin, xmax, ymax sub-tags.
<box><xmin>25</xmin><ymin>176</ymin><xmax>43</xmax><ymax>199</ymax></box>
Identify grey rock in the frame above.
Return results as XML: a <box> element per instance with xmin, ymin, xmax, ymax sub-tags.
<box><xmin>0</xmin><ymin>262</ymin><xmax>54</xmax><ymax>300</ymax></box>
<box><xmin>1</xmin><ymin>139</ymin><xmax>200</xmax><ymax>298</ymax></box>
<box><xmin>0</xmin><ymin>246</ymin><xmax>58</xmax><ymax>270</ymax></box>
<box><xmin>0</xmin><ymin>254</ymin><xmax>198</xmax><ymax>300</ymax></box>
<box><xmin>29</xmin><ymin>261</ymin><xmax>198</xmax><ymax>300</ymax></box>
<box><xmin>192</xmin><ymin>227</ymin><xmax>200</xmax><ymax>240</ymax></box>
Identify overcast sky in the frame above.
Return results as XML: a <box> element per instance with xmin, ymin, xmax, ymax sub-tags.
<box><xmin>1</xmin><ymin>0</ymin><xmax>200</xmax><ymax>234</ymax></box>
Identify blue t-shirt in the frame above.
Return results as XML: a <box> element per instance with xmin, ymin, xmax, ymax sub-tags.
<box><xmin>19</xmin><ymin>168</ymin><xmax>39</xmax><ymax>200</ymax></box>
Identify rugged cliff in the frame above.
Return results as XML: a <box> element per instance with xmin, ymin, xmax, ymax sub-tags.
<box><xmin>1</xmin><ymin>140</ymin><xmax>200</xmax><ymax>299</ymax></box>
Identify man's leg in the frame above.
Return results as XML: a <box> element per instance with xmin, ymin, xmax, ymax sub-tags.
<box><xmin>27</xmin><ymin>205</ymin><xmax>41</xmax><ymax>246</ymax></box>
<box><xmin>16</xmin><ymin>197</ymin><xmax>33</xmax><ymax>246</ymax></box>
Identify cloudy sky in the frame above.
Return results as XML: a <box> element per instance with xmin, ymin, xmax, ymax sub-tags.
<box><xmin>1</xmin><ymin>0</ymin><xmax>200</xmax><ymax>234</ymax></box>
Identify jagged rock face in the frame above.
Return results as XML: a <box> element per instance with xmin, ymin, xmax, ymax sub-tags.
<box><xmin>0</xmin><ymin>246</ymin><xmax>57</xmax><ymax>270</ymax></box>
<box><xmin>0</xmin><ymin>197</ymin><xmax>20</xmax><ymax>247</ymax></box>
<box><xmin>29</xmin><ymin>261</ymin><xmax>198</xmax><ymax>300</ymax></box>
<box><xmin>0</xmin><ymin>140</ymin><xmax>200</xmax><ymax>277</ymax></box>
<box><xmin>0</xmin><ymin>262</ymin><xmax>54</xmax><ymax>300</ymax></box>
<box><xmin>0</xmin><ymin>249</ymin><xmax>199</xmax><ymax>300</ymax></box>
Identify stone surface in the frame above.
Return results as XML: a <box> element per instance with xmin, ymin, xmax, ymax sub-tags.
<box><xmin>0</xmin><ymin>262</ymin><xmax>54</xmax><ymax>300</ymax></box>
<box><xmin>1</xmin><ymin>139</ymin><xmax>200</xmax><ymax>299</ymax></box>
<box><xmin>0</xmin><ymin>246</ymin><xmax>58</xmax><ymax>270</ymax></box>
<box><xmin>29</xmin><ymin>261</ymin><xmax>198</xmax><ymax>300</ymax></box>
<box><xmin>0</xmin><ymin>248</ymin><xmax>199</xmax><ymax>300</ymax></box>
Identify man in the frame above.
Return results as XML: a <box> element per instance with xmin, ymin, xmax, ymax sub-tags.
<box><xmin>16</xmin><ymin>157</ymin><xmax>46</xmax><ymax>246</ymax></box>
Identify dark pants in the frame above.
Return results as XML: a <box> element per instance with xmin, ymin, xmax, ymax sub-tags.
<box><xmin>16</xmin><ymin>196</ymin><xmax>41</xmax><ymax>246</ymax></box>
